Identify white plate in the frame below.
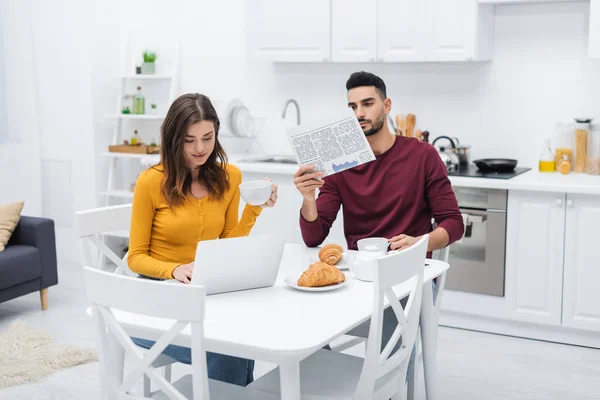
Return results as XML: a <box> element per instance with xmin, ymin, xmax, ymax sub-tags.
<box><xmin>308</xmin><ymin>251</ymin><xmax>357</xmax><ymax>271</ymax></box>
<box><xmin>284</xmin><ymin>274</ymin><xmax>348</xmax><ymax>292</ymax></box>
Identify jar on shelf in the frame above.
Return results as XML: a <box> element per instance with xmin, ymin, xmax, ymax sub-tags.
<box><xmin>553</xmin><ymin>122</ymin><xmax>574</xmax><ymax>171</ymax></box>
<box><xmin>586</xmin><ymin>124</ymin><xmax>600</xmax><ymax>175</ymax></box>
<box><xmin>574</xmin><ymin>118</ymin><xmax>592</xmax><ymax>173</ymax></box>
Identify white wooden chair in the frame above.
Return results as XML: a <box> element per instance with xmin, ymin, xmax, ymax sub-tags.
<box><xmin>330</xmin><ymin>244</ymin><xmax>450</xmax><ymax>400</ymax></box>
<box><xmin>249</xmin><ymin>235</ymin><xmax>429</xmax><ymax>400</ymax></box>
<box><xmin>406</xmin><ymin>245</ymin><xmax>449</xmax><ymax>400</ymax></box>
<box><xmin>75</xmin><ymin>204</ymin><xmax>176</xmax><ymax>397</ymax></box>
<box><xmin>82</xmin><ymin>266</ymin><xmax>277</xmax><ymax>400</ymax></box>
<box><xmin>75</xmin><ymin>203</ymin><xmax>136</xmax><ymax>276</ymax></box>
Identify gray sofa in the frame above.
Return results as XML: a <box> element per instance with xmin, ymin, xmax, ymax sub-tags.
<box><xmin>0</xmin><ymin>216</ymin><xmax>58</xmax><ymax>310</ymax></box>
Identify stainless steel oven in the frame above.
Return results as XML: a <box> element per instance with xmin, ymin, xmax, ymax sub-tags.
<box><xmin>444</xmin><ymin>187</ymin><xmax>508</xmax><ymax>297</ymax></box>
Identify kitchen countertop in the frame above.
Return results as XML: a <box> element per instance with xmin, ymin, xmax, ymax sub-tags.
<box><xmin>449</xmin><ymin>170</ymin><xmax>600</xmax><ymax>195</ymax></box>
<box><xmin>141</xmin><ymin>155</ymin><xmax>600</xmax><ymax>196</ymax></box>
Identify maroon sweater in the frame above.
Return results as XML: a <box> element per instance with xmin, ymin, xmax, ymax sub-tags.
<box><xmin>300</xmin><ymin>136</ymin><xmax>464</xmax><ymax>251</ymax></box>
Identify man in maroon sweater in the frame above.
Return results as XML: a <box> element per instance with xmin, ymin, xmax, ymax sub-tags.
<box><xmin>294</xmin><ymin>72</ymin><xmax>464</xmax><ymax>375</ymax></box>
<box><xmin>296</xmin><ymin>71</ymin><xmax>464</xmax><ymax>255</ymax></box>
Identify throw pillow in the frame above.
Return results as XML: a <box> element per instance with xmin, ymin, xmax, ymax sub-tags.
<box><xmin>0</xmin><ymin>201</ymin><xmax>24</xmax><ymax>252</ymax></box>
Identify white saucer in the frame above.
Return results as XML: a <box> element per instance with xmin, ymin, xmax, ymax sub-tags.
<box><xmin>284</xmin><ymin>274</ymin><xmax>348</xmax><ymax>292</ymax></box>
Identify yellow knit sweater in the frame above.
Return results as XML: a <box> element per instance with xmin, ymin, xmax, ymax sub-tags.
<box><xmin>127</xmin><ymin>164</ymin><xmax>263</xmax><ymax>279</ymax></box>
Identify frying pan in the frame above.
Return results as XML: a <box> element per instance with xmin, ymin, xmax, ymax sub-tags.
<box><xmin>472</xmin><ymin>158</ymin><xmax>518</xmax><ymax>172</ymax></box>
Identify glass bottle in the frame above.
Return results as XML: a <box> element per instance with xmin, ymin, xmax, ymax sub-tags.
<box><xmin>133</xmin><ymin>86</ymin><xmax>145</xmax><ymax>115</ymax></box>
<box><xmin>538</xmin><ymin>138</ymin><xmax>555</xmax><ymax>172</ymax></box>
<box><xmin>559</xmin><ymin>154</ymin><xmax>571</xmax><ymax>175</ymax></box>
<box><xmin>553</xmin><ymin>122</ymin><xmax>573</xmax><ymax>171</ymax></box>
<box><xmin>586</xmin><ymin>124</ymin><xmax>600</xmax><ymax>175</ymax></box>
<box><xmin>574</xmin><ymin>118</ymin><xmax>591</xmax><ymax>173</ymax></box>
<box><xmin>130</xmin><ymin>129</ymin><xmax>140</xmax><ymax>146</ymax></box>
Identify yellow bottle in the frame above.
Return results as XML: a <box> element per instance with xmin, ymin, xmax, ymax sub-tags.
<box><xmin>130</xmin><ymin>129</ymin><xmax>139</xmax><ymax>146</ymax></box>
<box><xmin>539</xmin><ymin>139</ymin><xmax>555</xmax><ymax>172</ymax></box>
<box><xmin>559</xmin><ymin>154</ymin><xmax>571</xmax><ymax>175</ymax></box>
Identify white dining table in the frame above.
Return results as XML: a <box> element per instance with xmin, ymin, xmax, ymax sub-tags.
<box><xmin>113</xmin><ymin>243</ymin><xmax>449</xmax><ymax>400</ymax></box>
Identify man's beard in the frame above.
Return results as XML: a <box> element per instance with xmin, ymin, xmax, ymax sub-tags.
<box><xmin>359</xmin><ymin>113</ymin><xmax>385</xmax><ymax>137</ymax></box>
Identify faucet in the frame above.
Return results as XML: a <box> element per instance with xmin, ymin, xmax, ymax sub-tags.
<box><xmin>281</xmin><ymin>99</ymin><xmax>301</xmax><ymax>125</ymax></box>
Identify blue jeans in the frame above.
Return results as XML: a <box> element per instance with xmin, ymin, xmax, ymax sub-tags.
<box><xmin>131</xmin><ymin>338</ymin><xmax>254</xmax><ymax>387</ymax></box>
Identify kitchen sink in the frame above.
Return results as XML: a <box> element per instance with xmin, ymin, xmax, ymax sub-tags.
<box><xmin>238</xmin><ymin>155</ymin><xmax>298</xmax><ymax>164</ymax></box>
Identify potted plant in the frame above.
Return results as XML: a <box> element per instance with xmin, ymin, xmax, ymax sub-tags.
<box><xmin>150</xmin><ymin>103</ymin><xmax>158</xmax><ymax>115</ymax></box>
<box><xmin>141</xmin><ymin>51</ymin><xmax>157</xmax><ymax>74</ymax></box>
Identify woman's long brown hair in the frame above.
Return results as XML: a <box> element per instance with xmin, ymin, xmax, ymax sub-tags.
<box><xmin>158</xmin><ymin>93</ymin><xmax>229</xmax><ymax>207</ymax></box>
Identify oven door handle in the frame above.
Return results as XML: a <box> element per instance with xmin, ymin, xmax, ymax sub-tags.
<box><xmin>465</xmin><ymin>214</ymin><xmax>487</xmax><ymax>224</ymax></box>
<box><xmin>461</xmin><ymin>212</ymin><xmax>487</xmax><ymax>239</ymax></box>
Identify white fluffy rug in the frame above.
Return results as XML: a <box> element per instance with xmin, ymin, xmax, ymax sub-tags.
<box><xmin>0</xmin><ymin>319</ymin><xmax>97</xmax><ymax>388</ymax></box>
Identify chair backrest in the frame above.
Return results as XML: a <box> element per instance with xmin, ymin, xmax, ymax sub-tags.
<box><xmin>354</xmin><ymin>234</ymin><xmax>429</xmax><ymax>399</ymax></box>
<box><xmin>82</xmin><ymin>266</ymin><xmax>209</xmax><ymax>400</ymax></box>
<box><xmin>75</xmin><ymin>204</ymin><xmax>135</xmax><ymax>276</ymax></box>
<box><xmin>432</xmin><ymin>245</ymin><xmax>449</xmax><ymax>314</ymax></box>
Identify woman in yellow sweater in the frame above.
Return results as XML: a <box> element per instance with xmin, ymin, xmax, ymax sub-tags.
<box><xmin>128</xmin><ymin>93</ymin><xmax>278</xmax><ymax>386</ymax></box>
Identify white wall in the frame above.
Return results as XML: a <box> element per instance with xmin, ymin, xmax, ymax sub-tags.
<box><xmin>4</xmin><ymin>0</ymin><xmax>598</xmax><ymax>263</ymax></box>
<box><xmin>29</xmin><ymin>0</ymin><xmax>99</xmax><ymax>264</ymax></box>
<box><xmin>0</xmin><ymin>0</ymin><xmax>98</xmax><ymax>263</ymax></box>
<box><xmin>0</xmin><ymin>0</ymin><xmax>43</xmax><ymax>217</ymax></box>
<box><xmin>93</xmin><ymin>0</ymin><xmax>600</xmax><ymax>175</ymax></box>
<box><xmin>177</xmin><ymin>0</ymin><xmax>599</xmax><ymax>169</ymax></box>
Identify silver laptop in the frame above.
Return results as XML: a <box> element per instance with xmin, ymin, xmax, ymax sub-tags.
<box><xmin>191</xmin><ymin>234</ymin><xmax>285</xmax><ymax>295</ymax></box>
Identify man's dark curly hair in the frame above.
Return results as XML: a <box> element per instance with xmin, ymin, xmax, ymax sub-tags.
<box><xmin>345</xmin><ymin>71</ymin><xmax>387</xmax><ymax>99</ymax></box>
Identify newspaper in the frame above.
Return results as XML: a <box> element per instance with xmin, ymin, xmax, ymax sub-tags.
<box><xmin>286</xmin><ymin>109</ymin><xmax>376</xmax><ymax>177</ymax></box>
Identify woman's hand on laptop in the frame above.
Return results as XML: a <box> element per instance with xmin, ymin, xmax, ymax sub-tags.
<box><xmin>259</xmin><ymin>178</ymin><xmax>279</xmax><ymax>209</ymax></box>
<box><xmin>172</xmin><ymin>263</ymin><xmax>194</xmax><ymax>284</ymax></box>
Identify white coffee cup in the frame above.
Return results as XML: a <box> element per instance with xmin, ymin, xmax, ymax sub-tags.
<box><xmin>239</xmin><ymin>180</ymin><xmax>272</xmax><ymax>206</ymax></box>
<box><xmin>350</xmin><ymin>245</ymin><xmax>383</xmax><ymax>282</ymax></box>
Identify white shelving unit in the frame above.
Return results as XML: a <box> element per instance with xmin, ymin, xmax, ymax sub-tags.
<box><xmin>100</xmin><ymin>40</ymin><xmax>180</xmax><ymax>239</ymax></box>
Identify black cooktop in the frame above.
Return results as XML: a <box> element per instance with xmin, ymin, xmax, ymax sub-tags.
<box><xmin>448</xmin><ymin>165</ymin><xmax>531</xmax><ymax>180</ymax></box>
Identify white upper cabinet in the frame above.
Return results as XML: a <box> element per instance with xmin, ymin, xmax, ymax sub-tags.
<box><xmin>331</xmin><ymin>0</ymin><xmax>377</xmax><ymax>62</ymax></box>
<box><xmin>377</xmin><ymin>0</ymin><xmax>426</xmax><ymax>61</ymax></box>
<box><xmin>562</xmin><ymin>194</ymin><xmax>600</xmax><ymax>332</ymax></box>
<box><xmin>589</xmin><ymin>0</ymin><xmax>600</xmax><ymax>58</ymax></box>
<box><xmin>246</xmin><ymin>0</ymin><xmax>331</xmax><ymax>62</ymax></box>
<box><xmin>426</xmin><ymin>0</ymin><xmax>494</xmax><ymax>61</ymax></box>
<box><xmin>247</xmin><ymin>0</ymin><xmax>495</xmax><ymax>63</ymax></box>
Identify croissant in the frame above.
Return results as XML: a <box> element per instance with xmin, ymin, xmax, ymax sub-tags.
<box><xmin>318</xmin><ymin>244</ymin><xmax>344</xmax><ymax>265</ymax></box>
<box><xmin>297</xmin><ymin>262</ymin><xmax>345</xmax><ymax>287</ymax></box>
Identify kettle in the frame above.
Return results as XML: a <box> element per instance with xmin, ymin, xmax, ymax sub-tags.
<box><xmin>432</xmin><ymin>136</ymin><xmax>460</xmax><ymax>171</ymax></box>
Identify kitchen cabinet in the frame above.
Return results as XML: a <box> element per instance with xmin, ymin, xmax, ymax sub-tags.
<box><xmin>246</xmin><ymin>0</ymin><xmax>331</xmax><ymax>62</ymax></box>
<box><xmin>506</xmin><ymin>190</ymin><xmax>600</xmax><ymax>332</ymax></box>
<box><xmin>562</xmin><ymin>194</ymin><xmax>600</xmax><ymax>331</ymax></box>
<box><xmin>377</xmin><ymin>0</ymin><xmax>426</xmax><ymax>61</ymax></box>
<box><xmin>425</xmin><ymin>0</ymin><xmax>494</xmax><ymax>61</ymax></box>
<box><xmin>331</xmin><ymin>0</ymin><xmax>377</xmax><ymax>62</ymax></box>
<box><xmin>505</xmin><ymin>190</ymin><xmax>565</xmax><ymax>326</ymax></box>
<box><xmin>247</xmin><ymin>0</ymin><xmax>495</xmax><ymax>63</ymax></box>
